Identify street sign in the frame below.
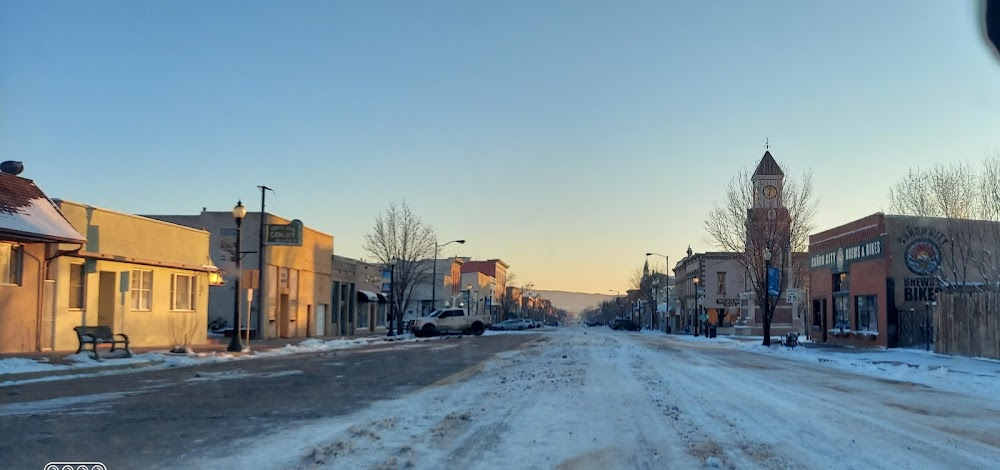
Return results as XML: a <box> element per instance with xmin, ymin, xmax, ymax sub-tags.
<box><xmin>265</xmin><ymin>220</ymin><xmax>304</xmax><ymax>246</ymax></box>
<box><xmin>786</xmin><ymin>288</ymin><xmax>800</xmax><ymax>303</ymax></box>
<box><xmin>241</xmin><ymin>269</ymin><xmax>260</xmax><ymax>289</ymax></box>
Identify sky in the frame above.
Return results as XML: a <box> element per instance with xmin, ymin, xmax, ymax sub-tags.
<box><xmin>2</xmin><ymin>1</ymin><xmax>999</xmax><ymax>294</ymax></box>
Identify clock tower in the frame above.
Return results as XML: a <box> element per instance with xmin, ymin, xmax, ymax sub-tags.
<box><xmin>752</xmin><ymin>150</ymin><xmax>783</xmax><ymax>210</ymax></box>
<box><xmin>747</xmin><ymin>149</ymin><xmax>791</xmax><ymax>250</ymax></box>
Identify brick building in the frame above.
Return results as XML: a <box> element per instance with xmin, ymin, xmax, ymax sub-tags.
<box><xmin>808</xmin><ymin>212</ymin><xmax>996</xmax><ymax>348</ymax></box>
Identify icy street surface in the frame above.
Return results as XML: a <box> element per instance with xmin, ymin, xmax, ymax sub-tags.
<box><xmin>194</xmin><ymin>327</ymin><xmax>1000</xmax><ymax>470</ymax></box>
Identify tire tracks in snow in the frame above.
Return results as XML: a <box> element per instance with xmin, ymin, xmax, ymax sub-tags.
<box><xmin>633</xmin><ymin>334</ymin><xmax>1000</xmax><ymax>469</ymax></box>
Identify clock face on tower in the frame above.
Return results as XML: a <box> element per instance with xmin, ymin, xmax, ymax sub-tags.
<box><xmin>763</xmin><ymin>185</ymin><xmax>778</xmax><ymax>199</ymax></box>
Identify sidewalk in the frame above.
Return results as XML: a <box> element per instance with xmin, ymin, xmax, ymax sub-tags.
<box><xmin>0</xmin><ymin>332</ymin><xmax>404</xmax><ymax>385</ymax></box>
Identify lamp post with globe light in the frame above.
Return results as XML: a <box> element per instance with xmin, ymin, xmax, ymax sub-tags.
<box><xmin>228</xmin><ymin>201</ymin><xmax>248</xmax><ymax>352</ymax></box>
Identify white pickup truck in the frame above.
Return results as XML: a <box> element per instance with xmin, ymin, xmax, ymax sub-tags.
<box><xmin>409</xmin><ymin>308</ymin><xmax>491</xmax><ymax>337</ymax></box>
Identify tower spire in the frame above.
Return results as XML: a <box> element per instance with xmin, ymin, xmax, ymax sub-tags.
<box><xmin>765</xmin><ymin>137</ymin><xmax>769</xmax><ymax>150</ymax></box>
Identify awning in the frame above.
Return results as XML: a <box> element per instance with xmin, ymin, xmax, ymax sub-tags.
<box><xmin>357</xmin><ymin>290</ymin><xmax>379</xmax><ymax>302</ymax></box>
<box><xmin>376</xmin><ymin>293</ymin><xmax>389</xmax><ymax>303</ymax></box>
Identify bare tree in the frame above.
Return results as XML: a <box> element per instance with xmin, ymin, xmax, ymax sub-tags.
<box><xmin>886</xmin><ymin>152</ymin><xmax>1000</xmax><ymax>288</ymax></box>
<box><xmin>889</xmin><ymin>162</ymin><xmax>978</xmax><ymax>219</ymax></box>
<box><xmin>704</xmin><ymin>166</ymin><xmax>817</xmax><ymax>346</ymax></box>
<box><xmin>498</xmin><ymin>273</ymin><xmax>532</xmax><ymax>319</ymax></box>
<box><xmin>363</xmin><ymin>201</ymin><xmax>436</xmax><ymax>334</ymax></box>
<box><xmin>627</xmin><ymin>261</ymin><xmax>667</xmax><ymax>329</ymax></box>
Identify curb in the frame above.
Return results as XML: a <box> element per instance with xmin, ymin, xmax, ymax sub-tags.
<box><xmin>0</xmin><ymin>360</ymin><xmax>163</xmax><ymax>385</ymax></box>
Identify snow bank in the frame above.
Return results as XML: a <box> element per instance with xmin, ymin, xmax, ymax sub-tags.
<box><xmin>0</xmin><ymin>335</ymin><xmax>444</xmax><ymax>384</ymax></box>
<box><xmin>734</xmin><ymin>341</ymin><xmax>1000</xmax><ymax>400</ymax></box>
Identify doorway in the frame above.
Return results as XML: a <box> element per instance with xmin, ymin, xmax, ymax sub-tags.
<box><xmin>818</xmin><ymin>298</ymin><xmax>828</xmax><ymax>342</ymax></box>
<box><xmin>315</xmin><ymin>304</ymin><xmax>326</xmax><ymax>336</ymax></box>
<box><xmin>306</xmin><ymin>304</ymin><xmax>313</xmax><ymax>337</ymax></box>
<box><xmin>97</xmin><ymin>271</ymin><xmax>117</xmax><ymax>328</ymax></box>
<box><xmin>278</xmin><ymin>294</ymin><xmax>290</xmax><ymax>338</ymax></box>
<box><xmin>41</xmin><ymin>280</ymin><xmax>55</xmax><ymax>350</ymax></box>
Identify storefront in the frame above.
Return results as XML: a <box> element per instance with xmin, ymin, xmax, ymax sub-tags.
<box><xmin>809</xmin><ymin>213</ymin><xmax>989</xmax><ymax>348</ymax></box>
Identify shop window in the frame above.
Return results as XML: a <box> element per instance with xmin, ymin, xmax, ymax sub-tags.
<box><xmin>833</xmin><ymin>273</ymin><xmax>849</xmax><ymax>292</ymax></box>
<box><xmin>376</xmin><ymin>304</ymin><xmax>387</xmax><ymax>327</ymax></box>
<box><xmin>358</xmin><ymin>304</ymin><xmax>370</xmax><ymax>329</ymax></box>
<box><xmin>833</xmin><ymin>295</ymin><xmax>851</xmax><ymax>330</ymax></box>
<box><xmin>855</xmin><ymin>296</ymin><xmax>878</xmax><ymax>332</ymax></box>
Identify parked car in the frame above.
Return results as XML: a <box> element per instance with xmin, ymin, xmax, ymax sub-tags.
<box><xmin>410</xmin><ymin>308</ymin><xmax>491</xmax><ymax>337</ymax></box>
<box><xmin>491</xmin><ymin>319</ymin><xmax>532</xmax><ymax>331</ymax></box>
<box><xmin>610</xmin><ymin>319</ymin><xmax>641</xmax><ymax>331</ymax></box>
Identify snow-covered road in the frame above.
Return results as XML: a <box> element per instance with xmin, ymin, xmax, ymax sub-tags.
<box><xmin>196</xmin><ymin>327</ymin><xmax>1000</xmax><ymax>469</ymax></box>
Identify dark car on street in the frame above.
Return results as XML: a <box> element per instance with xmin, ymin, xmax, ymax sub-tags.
<box><xmin>609</xmin><ymin>319</ymin><xmax>640</xmax><ymax>331</ymax></box>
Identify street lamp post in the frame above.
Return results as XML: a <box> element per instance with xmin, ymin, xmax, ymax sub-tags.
<box><xmin>228</xmin><ymin>201</ymin><xmax>248</xmax><ymax>352</ymax></box>
<box><xmin>387</xmin><ymin>258</ymin><xmax>398</xmax><ymax>337</ymax></box>
<box><xmin>763</xmin><ymin>248</ymin><xmax>772</xmax><ymax>342</ymax></box>
<box><xmin>693</xmin><ymin>276</ymin><xmax>700</xmax><ymax>337</ymax></box>
<box><xmin>646</xmin><ymin>253</ymin><xmax>670</xmax><ymax>332</ymax></box>
<box><xmin>431</xmin><ymin>239</ymin><xmax>466</xmax><ymax>313</ymax></box>
<box><xmin>465</xmin><ymin>284</ymin><xmax>473</xmax><ymax>311</ymax></box>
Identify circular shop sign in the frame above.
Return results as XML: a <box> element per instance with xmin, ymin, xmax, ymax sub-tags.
<box><xmin>904</xmin><ymin>238</ymin><xmax>942</xmax><ymax>275</ymax></box>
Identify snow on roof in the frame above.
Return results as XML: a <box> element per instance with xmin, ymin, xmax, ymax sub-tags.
<box><xmin>0</xmin><ymin>173</ymin><xmax>86</xmax><ymax>243</ymax></box>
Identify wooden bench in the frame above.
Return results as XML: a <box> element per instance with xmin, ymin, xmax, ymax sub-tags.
<box><xmin>74</xmin><ymin>326</ymin><xmax>132</xmax><ymax>360</ymax></box>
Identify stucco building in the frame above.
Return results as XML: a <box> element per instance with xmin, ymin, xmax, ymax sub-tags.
<box><xmin>147</xmin><ymin>209</ymin><xmax>333</xmax><ymax>340</ymax></box>
<box><xmin>0</xmin><ymin>169</ymin><xmax>87</xmax><ymax>353</ymax></box>
<box><xmin>50</xmin><ymin>200</ymin><xmax>219</xmax><ymax>351</ymax></box>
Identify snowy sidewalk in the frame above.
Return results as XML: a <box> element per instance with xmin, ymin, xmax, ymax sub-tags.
<box><xmin>648</xmin><ymin>331</ymin><xmax>1000</xmax><ymax>400</ymax></box>
<box><xmin>0</xmin><ymin>333</ymin><xmax>441</xmax><ymax>386</ymax></box>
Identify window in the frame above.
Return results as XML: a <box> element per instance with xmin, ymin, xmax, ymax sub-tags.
<box><xmin>717</xmin><ymin>272</ymin><xmax>726</xmax><ymax>295</ymax></box>
<box><xmin>833</xmin><ymin>273</ymin><xmax>849</xmax><ymax>292</ymax></box>
<box><xmin>0</xmin><ymin>243</ymin><xmax>22</xmax><ymax>285</ymax></box>
<box><xmin>171</xmin><ymin>273</ymin><xmax>197</xmax><ymax>311</ymax></box>
<box><xmin>69</xmin><ymin>263</ymin><xmax>86</xmax><ymax>309</ymax></box>
<box><xmin>358</xmin><ymin>304</ymin><xmax>370</xmax><ymax>329</ymax></box>
<box><xmin>833</xmin><ymin>295</ymin><xmax>851</xmax><ymax>330</ymax></box>
<box><xmin>131</xmin><ymin>270</ymin><xmax>153</xmax><ymax>311</ymax></box>
<box><xmin>855</xmin><ymin>296</ymin><xmax>878</xmax><ymax>332</ymax></box>
<box><xmin>376</xmin><ymin>305</ymin><xmax>386</xmax><ymax>327</ymax></box>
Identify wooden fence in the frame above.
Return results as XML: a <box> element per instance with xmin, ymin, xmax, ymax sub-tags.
<box><xmin>937</xmin><ymin>290</ymin><xmax>1000</xmax><ymax>359</ymax></box>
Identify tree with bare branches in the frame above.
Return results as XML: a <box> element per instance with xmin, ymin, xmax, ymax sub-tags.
<box><xmin>628</xmin><ymin>260</ymin><xmax>668</xmax><ymax>329</ymax></box>
<box><xmin>497</xmin><ymin>273</ymin><xmax>532</xmax><ymax>320</ymax></box>
<box><xmin>704</xmin><ymin>154</ymin><xmax>817</xmax><ymax>345</ymax></box>
<box><xmin>887</xmin><ymin>152</ymin><xmax>1000</xmax><ymax>287</ymax></box>
<box><xmin>363</xmin><ymin>201</ymin><xmax>437</xmax><ymax>335</ymax></box>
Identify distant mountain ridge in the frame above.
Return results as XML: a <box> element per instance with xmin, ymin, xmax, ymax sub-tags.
<box><xmin>532</xmin><ymin>290</ymin><xmax>615</xmax><ymax>315</ymax></box>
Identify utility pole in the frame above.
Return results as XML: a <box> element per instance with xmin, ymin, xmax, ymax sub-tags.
<box><xmin>256</xmin><ymin>185</ymin><xmax>273</xmax><ymax>339</ymax></box>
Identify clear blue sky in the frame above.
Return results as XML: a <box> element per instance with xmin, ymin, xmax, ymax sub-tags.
<box><xmin>2</xmin><ymin>1</ymin><xmax>998</xmax><ymax>294</ymax></box>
